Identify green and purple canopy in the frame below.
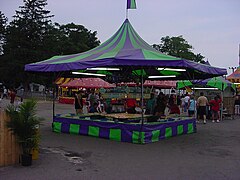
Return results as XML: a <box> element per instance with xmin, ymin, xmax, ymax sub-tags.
<box><xmin>25</xmin><ymin>19</ymin><xmax>226</xmax><ymax>80</ymax></box>
<box><xmin>177</xmin><ymin>77</ymin><xmax>236</xmax><ymax>91</ymax></box>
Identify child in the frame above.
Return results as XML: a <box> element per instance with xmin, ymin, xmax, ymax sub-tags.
<box><xmin>209</xmin><ymin>95</ymin><xmax>222</xmax><ymax>123</ymax></box>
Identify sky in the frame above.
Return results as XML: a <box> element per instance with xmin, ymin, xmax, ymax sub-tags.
<box><xmin>1</xmin><ymin>0</ymin><xmax>240</xmax><ymax>75</ymax></box>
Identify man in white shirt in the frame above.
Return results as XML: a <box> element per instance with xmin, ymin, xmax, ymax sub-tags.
<box><xmin>197</xmin><ymin>92</ymin><xmax>209</xmax><ymax>124</ymax></box>
<box><xmin>184</xmin><ymin>93</ymin><xmax>190</xmax><ymax>112</ymax></box>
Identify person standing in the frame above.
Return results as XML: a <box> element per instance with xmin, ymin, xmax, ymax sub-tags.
<box><xmin>180</xmin><ymin>95</ymin><xmax>185</xmax><ymax>113</ymax></box>
<box><xmin>10</xmin><ymin>89</ymin><xmax>16</xmax><ymax>105</ymax></box>
<box><xmin>88</xmin><ymin>89</ymin><xmax>97</xmax><ymax>108</ymax></box>
<box><xmin>209</xmin><ymin>95</ymin><xmax>222</xmax><ymax>123</ymax></box>
<box><xmin>155</xmin><ymin>92</ymin><xmax>167</xmax><ymax>116</ymax></box>
<box><xmin>75</xmin><ymin>91</ymin><xmax>83</xmax><ymax>115</ymax></box>
<box><xmin>2</xmin><ymin>87</ymin><xmax>8</xmax><ymax>99</ymax></box>
<box><xmin>145</xmin><ymin>93</ymin><xmax>156</xmax><ymax>115</ymax></box>
<box><xmin>197</xmin><ymin>92</ymin><xmax>209</xmax><ymax>124</ymax></box>
<box><xmin>168</xmin><ymin>94</ymin><xmax>180</xmax><ymax>115</ymax></box>
<box><xmin>184</xmin><ymin>93</ymin><xmax>190</xmax><ymax>113</ymax></box>
<box><xmin>188</xmin><ymin>95</ymin><xmax>196</xmax><ymax>117</ymax></box>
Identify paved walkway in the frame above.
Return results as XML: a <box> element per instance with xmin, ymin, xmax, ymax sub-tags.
<box><xmin>0</xmin><ymin>100</ymin><xmax>240</xmax><ymax>180</ymax></box>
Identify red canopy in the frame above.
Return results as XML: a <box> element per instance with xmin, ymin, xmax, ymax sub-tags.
<box><xmin>119</xmin><ymin>80</ymin><xmax>176</xmax><ymax>88</ymax></box>
<box><xmin>143</xmin><ymin>80</ymin><xmax>176</xmax><ymax>88</ymax></box>
<box><xmin>60</xmin><ymin>78</ymin><xmax>115</xmax><ymax>89</ymax></box>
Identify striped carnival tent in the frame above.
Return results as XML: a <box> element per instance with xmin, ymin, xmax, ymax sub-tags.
<box><xmin>55</xmin><ymin>77</ymin><xmax>72</xmax><ymax>85</ymax></box>
<box><xmin>24</xmin><ymin>17</ymin><xmax>228</xmax><ymax>144</ymax></box>
<box><xmin>60</xmin><ymin>78</ymin><xmax>115</xmax><ymax>89</ymax></box>
<box><xmin>25</xmin><ymin>19</ymin><xmax>226</xmax><ymax>81</ymax></box>
<box><xmin>227</xmin><ymin>67</ymin><xmax>240</xmax><ymax>83</ymax></box>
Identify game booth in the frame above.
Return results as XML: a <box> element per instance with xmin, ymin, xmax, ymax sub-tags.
<box><xmin>25</xmin><ymin>19</ymin><xmax>227</xmax><ymax>144</ymax></box>
<box><xmin>58</xmin><ymin>78</ymin><xmax>115</xmax><ymax>104</ymax></box>
<box><xmin>177</xmin><ymin>77</ymin><xmax>236</xmax><ymax>120</ymax></box>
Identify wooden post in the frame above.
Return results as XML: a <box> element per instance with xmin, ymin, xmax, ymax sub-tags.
<box><xmin>0</xmin><ymin>111</ymin><xmax>20</xmax><ymax>167</ymax></box>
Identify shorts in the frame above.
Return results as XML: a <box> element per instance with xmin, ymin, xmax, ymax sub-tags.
<box><xmin>211</xmin><ymin>110</ymin><xmax>218</xmax><ymax>117</ymax></box>
<box><xmin>188</xmin><ymin>110</ymin><xmax>194</xmax><ymax>116</ymax></box>
<box><xmin>198</xmin><ymin>106</ymin><xmax>206</xmax><ymax>116</ymax></box>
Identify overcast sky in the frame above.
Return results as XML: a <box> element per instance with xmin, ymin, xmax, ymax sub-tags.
<box><xmin>1</xmin><ymin>0</ymin><xmax>240</xmax><ymax>75</ymax></box>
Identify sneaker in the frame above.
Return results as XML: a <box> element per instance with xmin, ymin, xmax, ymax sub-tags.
<box><xmin>203</xmin><ymin>120</ymin><xmax>206</xmax><ymax>124</ymax></box>
<box><xmin>216</xmin><ymin>120</ymin><xmax>220</xmax><ymax>123</ymax></box>
<box><xmin>212</xmin><ymin>120</ymin><xmax>215</xmax><ymax>123</ymax></box>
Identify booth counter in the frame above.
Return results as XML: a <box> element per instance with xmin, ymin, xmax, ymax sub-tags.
<box><xmin>59</xmin><ymin>96</ymin><xmax>75</xmax><ymax>104</ymax></box>
<box><xmin>52</xmin><ymin>113</ymin><xmax>196</xmax><ymax>144</ymax></box>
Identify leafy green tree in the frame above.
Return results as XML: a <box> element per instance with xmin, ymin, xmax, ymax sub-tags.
<box><xmin>0</xmin><ymin>11</ymin><xmax>7</xmax><ymax>55</ymax></box>
<box><xmin>43</xmin><ymin>22</ymin><xmax>100</xmax><ymax>56</ymax></box>
<box><xmin>1</xmin><ymin>0</ymin><xmax>100</xmax><ymax>88</ymax></box>
<box><xmin>1</xmin><ymin>0</ymin><xmax>53</xmax><ymax>87</ymax></box>
<box><xmin>153</xmin><ymin>35</ymin><xmax>205</xmax><ymax>63</ymax></box>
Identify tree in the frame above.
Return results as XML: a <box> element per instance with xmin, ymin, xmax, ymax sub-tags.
<box><xmin>43</xmin><ymin>22</ymin><xmax>100</xmax><ymax>56</ymax></box>
<box><xmin>0</xmin><ymin>11</ymin><xmax>7</xmax><ymax>55</ymax></box>
<box><xmin>153</xmin><ymin>35</ymin><xmax>205</xmax><ymax>63</ymax></box>
<box><xmin>1</xmin><ymin>0</ymin><xmax>101</xmax><ymax>88</ymax></box>
<box><xmin>1</xmin><ymin>0</ymin><xmax>53</xmax><ymax>87</ymax></box>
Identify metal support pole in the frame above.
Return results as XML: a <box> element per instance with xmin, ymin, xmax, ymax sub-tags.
<box><xmin>220</xmin><ymin>83</ymin><xmax>224</xmax><ymax>121</ymax></box>
<box><xmin>139</xmin><ymin>68</ymin><xmax>144</xmax><ymax>144</ymax></box>
<box><xmin>53</xmin><ymin>86</ymin><xmax>55</xmax><ymax>119</ymax></box>
<box><xmin>52</xmin><ymin>73</ymin><xmax>56</xmax><ymax>119</ymax></box>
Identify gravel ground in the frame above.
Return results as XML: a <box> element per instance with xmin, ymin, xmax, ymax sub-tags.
<box><xmin>0</xmin><ymin>99</ymin><xmax>240</xmax><ymax>180</ymax></box>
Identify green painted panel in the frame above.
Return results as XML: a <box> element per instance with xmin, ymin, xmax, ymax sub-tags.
<box><xmin>177</xmin><ymin>125</ymin><xmax>184</xmax><ymax>135</ymax></box>
<box><xmin>109</xmin><ymin>129</ymin><xmax>121</xmax><ymax>141</ymax></box>
<box><xmin>53</xmin><ymin>122</ymin><xmax>62</xmax><ymax>133</ymax></box>
<box><xmin>88</xmin><ymin>126</ymin><xmax>100</xmax><ymax>137</ymax></box>
<box><xmin>70</xmin><ymin>124</ymin><xmax>80</xmax><ymax>135</ymax></box>
<box><xmin>132</xmin><ymin>131</ymin><xmax>145</xmax><ymax>144</ymax></box>
<box><xmin>151</xmin><ymin>130</ymin><xmax>160</xmax><ymax>142</ymax></box>
<box><xmin>132</xmin><ymin>131</ymin><xmax>139</xmax><ymax>144</ymax></box>
<box><xmin>165</xmin><ymin>127</ymin><xmax>172</xmax><ymax>138</ymax></box>
<box><xmin>188</xmin><ymin>123</ymin><xmax>194</xmax><ymax>134</ymax></box>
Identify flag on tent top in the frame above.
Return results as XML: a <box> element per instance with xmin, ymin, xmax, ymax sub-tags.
<box><xmin>127</xmin><ymin>0</ymin><xmax>137</xmax><ymax>9</ymax></box>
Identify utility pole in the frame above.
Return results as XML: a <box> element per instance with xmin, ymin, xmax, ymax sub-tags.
<box><xmin>228</xmin><ymin>44</ymin><xmax>240</xmax><ymax>73</ymax></box>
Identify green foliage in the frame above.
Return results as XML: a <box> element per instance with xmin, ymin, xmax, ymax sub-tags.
<box><xmin>6</xmin><ymin>99</ymin><xmax>42</xmax><ymax>154</ymax></box>
<box><xmin>153</xmin><ymin>35</ymin><xmax>205</xmax><ymax>63</ymax></box>
<box><xmin>1</xmin><ymin>0</ymin><xmax>53</xmax><ymax>87</ymax></box>
<box><xmin>43</xmin><ymin>22</ymin><xmax>100</xmax><ymax>56</ymax></box>
<box><xmin>0</xmin><ymin>11</ymin><xmax>7</xmax><ymax>55</ymax></box>
<box><xmin>0</xmin><ymin>0</ymin><xmax>100</xmax><ymax>87</ymax></box>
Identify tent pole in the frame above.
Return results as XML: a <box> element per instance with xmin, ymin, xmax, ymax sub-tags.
<box><xmin>191</xmin><ymin>73</ymin><xmax>197</xmax><ymax>120</ymax></box>
<box><xmin>220</xmin><ymin>83</ymin><xmax>224</xmax><ymax>121</ymax></box>
<box><xmin>192</xmin><ymin>74</ymin><xmax>196</xmax><ymax>119</ymax></box>
<box><xmin>139</xmin><ymin>68</ymin><xmax>144</xmax><ymax>144</ymax></box>
<box><xmin>52</xmin><ymin>73</ymin><xmax>57</xmax><ymax>119</ymax></box>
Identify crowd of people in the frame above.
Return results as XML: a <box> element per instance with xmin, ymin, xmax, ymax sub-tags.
<box><xmin>72</xmin><ymin>89</ymin><xmax>222</xmax><ymax>123</ymax></box>
<box><xmin>0</xmin><ymin>86</ymin><xmax>25</xmax><ymax>109</ymax></box>
<box><xmin>145</xmin><ymin>91</ymin><xmax>223</xmax><ymax>124</ymax></box>
<box><xmin>74</xmin><ymin>89</ymin><xmax>106</xmax><ymax>115</ymax></box>
<box><xmin>73</xmin><ymin>89</ymin><xmax>223</xmax><ymax>124</ymax></box>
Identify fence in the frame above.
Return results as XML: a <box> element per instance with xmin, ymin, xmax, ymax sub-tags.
<box><xmin>0</xmin><ymin>111</ymin><xmax>20</xmax><ymax>167</ymax></box>
<box><xmin>23</xmin><ymin>91</ymin><xmax>54</xmax><ymax>101</ymax></box>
